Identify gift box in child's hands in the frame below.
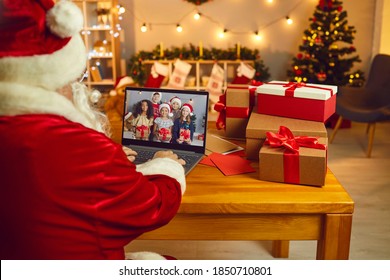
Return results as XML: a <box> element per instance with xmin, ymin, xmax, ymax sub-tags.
<box><xmin>256</xmin><ymin>81</ymin><xmax>337</xmax><ymax>122</ymax></box>
<box><xmin>259</xmin><ymin>126</ymin><xmax>328</xmax><ymax>187</ymax></box>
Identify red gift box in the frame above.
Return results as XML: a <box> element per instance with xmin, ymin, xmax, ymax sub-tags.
<box><xmin>256</xmin><ymin>81</ymin><xmax>338</xmax><ymax>122</ymax></box>
<box><xmin>259</xmin><ymin>126</ymin><xmax>328</xmax><ymax>187</ymax></box>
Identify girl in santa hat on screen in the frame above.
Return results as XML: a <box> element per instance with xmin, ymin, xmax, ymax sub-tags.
<box><xmin>169</xmin><ymin>95</ymin><xmax>182</xmax><ymax>120</ymax></box>
<box><xmin>172</xmin><ymin>103</ymin><xmax>195</xmax><ymax>144</ymax></box>
<box><xmin>0</xmin><ymin>0</ymin><xmax>185</xmax><ymax>260</ymax></box>
<box><xmin>153</xmin><ymin>103</ymin><xmax>174</xmax><ymax>143</ymax></box>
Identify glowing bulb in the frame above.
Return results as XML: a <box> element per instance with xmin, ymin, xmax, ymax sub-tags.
<box><xmin>255</xmin><ymin>31</ymin><xmax>262</xmax><ymax>41</ymax></box>
<box><xmin>176</xmin><ymin>24</ymin><xmax>183</xmax><ymax>32</ymax></box>
<box><xmin>286</xmin><ymin>16</ymin><xmax>293</xmax><ymax>25</ymax></box>
<box><xmin>219</xmin><ymin>29</ymin><xmax>227</xmax><ymax>38</ymax></box>
<box><xmin>118</xmin><ymin>6</ymin><xmax>125</xmax><ymax>14</ymax></box>
<box><xmin>141</xmin><ymin>23</ymin><xmax>147</xmax><ymax>32</ymax></box>
<box><xmin>267</xmin><ymin>0</ymin><xmax>273</xmax><ymax>3</ymax></box>
<box><xmin>194</xmin><ymin>12</ymin><xmax>201</xmax><ymax>20</ymax></box>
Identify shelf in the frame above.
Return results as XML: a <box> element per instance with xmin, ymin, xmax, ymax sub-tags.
<box><xmin>73</xmin><ymin>0</ymin><xmax>120</xmax><ymax>93</ymax></box>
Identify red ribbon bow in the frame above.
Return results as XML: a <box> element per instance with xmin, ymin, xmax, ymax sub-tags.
<box><xmin>180</xmin><ymin>129</ymin><xmax>191</xmax><ymax>140</ymax></box>
<box><xmin>282</xmin><ymin>82</ymin><xmax>306</xmax><ymax>97</ymax></box>
<box><xmin>159</xmin><ymin>127</ymin><xmax>170</xmax><ymax>141</ymax></box>
<box><xmin>267</xmin><ymin>81</ymin><xmax>334</xmax><ymax>98</ymax></box>
<box><xmin>264</xmin><ymin>126</ymin><xmax>327</xmax><ymax>184</ymax></box>
<box><xmin>214</xmin><ymin>94</ymin><xmax>227</xmax><ymax>130</ymax></box>
<box><xmin>136</xmin><ymin>125</ymin><xmax>148</xmax><ymax>138</ymax></box>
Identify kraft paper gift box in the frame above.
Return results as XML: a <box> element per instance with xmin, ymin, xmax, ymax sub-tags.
<box><xmin>256</xmin><ymin>81</ymin><xmax>338</xmax><ymax>122</ymax></box>
<box><xmin>246</xmin><ymin>111</ymin><xmax>328</xmax><ymax>160</ymax></box>
<box><xmin>259</xmin><ymin>127</ymin><xmax>328</xmax><ymax>187</ymax></box>
<box><xmin>214</xmin><ymin>84</ymin><xmax>256</xmax><ymax>139</ymax></box>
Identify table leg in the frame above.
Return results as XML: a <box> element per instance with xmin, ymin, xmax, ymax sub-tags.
<box><xmin>272</xmin><ymin>240</ymin><xmax>290</xmax><ymax>258</ymax></box>
<box><xmin>316</xmin><ymin>214</ymin><xmax>353</xmax><ymax>260</ymax></box>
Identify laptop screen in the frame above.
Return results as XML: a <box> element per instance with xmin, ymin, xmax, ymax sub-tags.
<box><xmin>122</xmin><ymin>87</ymin><xmax>209</xmax><ymax>154</ymax></box>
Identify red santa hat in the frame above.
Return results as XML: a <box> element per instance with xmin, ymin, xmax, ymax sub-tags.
<box><xmin>0</xmin><ymin>0</ymin><xmax>86</xmax><ymax>90</ymax></box>
<box><xmin>158</xmin><ymin>102</ymin><xmax>173</xmax><ymax>117</ymax></box>
<box><xmin>181</xmin><ymin>103</ymin><xmax>193</xmax><ymax>116</ymax></box>
<box><xmin>169</xmin><ymin>96</ymin><xmax>182</xmax><ymax>108</ymax></box>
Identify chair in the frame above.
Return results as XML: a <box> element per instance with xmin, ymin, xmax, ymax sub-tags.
<box><xmin>329</xmin><ymin>54</ymin><xmax>390</xmax><ymax>157</ymax></box>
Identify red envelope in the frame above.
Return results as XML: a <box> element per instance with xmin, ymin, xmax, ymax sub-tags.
<box><xmin>208</xmin><ymin>153</ymin><xmax>255</xmax><ymax>176</ymax></box>
<box><xmin>199</xmin><ymin>156</ymin><xmax>215</xmax><ymax>167</ymax></box>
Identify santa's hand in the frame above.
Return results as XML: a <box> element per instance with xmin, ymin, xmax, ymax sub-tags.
<box><xmin>153</xmin><ymin>150</ymin><xmax>186</xmax><ymax>166</ymax></box>
<box><xmin>122</xmin><ymin>146</ymin><xmax>138</xmax><ymax>162</ymax></box>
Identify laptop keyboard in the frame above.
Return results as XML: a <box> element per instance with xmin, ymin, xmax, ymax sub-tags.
<box><xmin>131</xmin><ymin>148</ymin><xmax>201</xmax><ymax>174</ymax></box>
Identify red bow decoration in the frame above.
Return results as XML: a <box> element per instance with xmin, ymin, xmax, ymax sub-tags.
<box><xmin>282</xmin><ymin>82</ymin><xmax>306</xmax><ymax>97</ymax></box>
<box><xmin>264</xmin><ymin>126</ymin><xmax>327</xmax><ymax>184</ymax></box>
<box><xmin>159</xmin><ymin>128</ymin><xmax>171</xmax><ymax>141</ymax></box>
<box><xmin>136</xmin><ymin>125</ymin><xmax>148</xmax><ymax>138</ymax></box>
<box><xmin>267</xmin><ymin>81</ymin><xmax>334</xmax><ymax>98</ymax></box>
<box><xmin>265</xmin><ymin>126</ymin><xmax>326</xmax><ymax>153</ymax></box>
<box><xmin>214</xmin><ymin>94</ymin><xmax>227</xmax><ymax>130</ymax></box>
<box><xmin>179</xmin><ymin>128</ymin><xmax>191</xmax><ymax>140</ymax></box>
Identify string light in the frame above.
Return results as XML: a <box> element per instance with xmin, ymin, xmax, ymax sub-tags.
<box><xmin>254</xmin><ymin>31</ymin><xmax>262</xmax><ymax>41</ymax></box>
<box><xmin>141</xmin><ymin>23</ymin><xmax>148</xmax><ymax>32</ymax></box>
<box><xmin>218</xmin><ymin>28</ymin><xmax>228</xmax><ymax>38</ymax></box>
<box><xmin>130</xmin><ymin>0</ymin><xmax>306</xmax><ymax>39</ymax></box>
<box><xmin>193</xmin><ymin>11</ymin><xmax>201</xmax><ymax>20</ymax></box>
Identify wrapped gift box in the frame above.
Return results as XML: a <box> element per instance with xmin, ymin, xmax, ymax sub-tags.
<box><xmin>215</xmin><ymin>84</ymin><xmax>257</xmax><ymax>139</ymax></box>
<box><xmin>256</xmin><ymin>81</ymin><xmax>338</xmax><ymax>122</ymax></box>
<box><xmin>246</xmin><ymin>111</ymin><xmax>327</xmax><ymax>160</ymax></box>
<box><xmin>259</xmin><ymin>132</ymin><xmax>328</xmax><ymax>187</ymax></box>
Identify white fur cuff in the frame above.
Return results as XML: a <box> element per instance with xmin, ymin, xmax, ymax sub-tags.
<box><xmin>136</xmin><ymin>158</ymin><xmax>186</xmax><ymax>194</ymax></box>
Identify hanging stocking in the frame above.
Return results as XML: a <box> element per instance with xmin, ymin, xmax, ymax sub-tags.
<box><xmin>231</xmin><ymin>62</ymin><xmax>255</xmax><ymax>84</ymax></box>
<box><xmin>167</xmin><ymin>59</ymin><xmax>192</xmax><ymax>89</ymax></box>
<box><xmin>206</xmin><ymin>63</ymin><xmax>225</xmax><ymax>104</ymax></box>
<box><xmin>145</xmin><ymin>61</ymin><xmax>168</xmax><ymax>88</ymax></box>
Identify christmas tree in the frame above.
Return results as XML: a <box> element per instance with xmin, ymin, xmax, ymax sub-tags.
<box><xmin>287</xmin><ymin>0</ymin><xmax>365</xmax><ymax>87</ymax></box>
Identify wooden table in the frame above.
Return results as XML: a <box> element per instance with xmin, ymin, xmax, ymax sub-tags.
<box><xmin>136</xmin><ymin>131</ymin><xmax>354</xmax><ymax>259</ymax></box>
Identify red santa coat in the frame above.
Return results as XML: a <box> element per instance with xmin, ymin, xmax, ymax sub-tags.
<box><xmin>0</xmin><ymin>83</ymin><xmax>185</xmax><ymax>260</ymax></box>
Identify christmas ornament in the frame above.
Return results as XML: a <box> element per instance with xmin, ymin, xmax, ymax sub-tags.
<box><xmin>317</xmin><ymin>72</ymin><xmax>327</xmax><ymax>82</ymax></box>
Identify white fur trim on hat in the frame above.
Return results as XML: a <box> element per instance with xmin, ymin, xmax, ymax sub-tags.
<box><xmin>159</xmin><ymin>103</ymin><xmax>171</xmax><ymax>113</ymax></box>
<box><xmin>0</xmin><ymin>35</ymin><xmax>86</xmax><ymax>90</ymax></box>
<box><xmin>136</xmin><ymin>157</ymin><xmax>186</xmax><ymax>194</ymax></box>
<box><xmin>46</xmin><ymin>0</ymin><xmax>84</xmax><ymax>38</ymax></box>
<box><xmin>170</xmin><ymin>96</ymin><xmax>182</xmax><ymax>107</ymax></box>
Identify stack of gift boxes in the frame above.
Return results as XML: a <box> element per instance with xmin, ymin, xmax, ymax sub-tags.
<box><xmin>214</xmin><ymin>80</ymin><xmax>337</xmax><ymax>187</ymax></box>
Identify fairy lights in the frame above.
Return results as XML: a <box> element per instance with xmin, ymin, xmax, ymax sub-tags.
<box><xmin>129</xmin><ymin>0</ymin><xmax>305</xmax><ymax>40</ymax></box>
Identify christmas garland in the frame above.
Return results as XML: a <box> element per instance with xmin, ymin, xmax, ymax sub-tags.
<box><xmin>183</xmin><ymin>0</ymin><xmax>211</xmax><ymax>5</ymax></box>
<box><xmin>128</xmin><ymin>44</ymin><xmax>270</xmax><ymax>85</ymax></box>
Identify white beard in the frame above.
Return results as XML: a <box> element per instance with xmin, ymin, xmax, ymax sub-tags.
<box><xmin>70</xmin><ymin>82</ymin><xmax>111</xmax><ymax>137</ymax></box>
<box><xmin>0</xmin><ymin>81</ymin><xmax>110</xmax><ymax>137</ymax></box>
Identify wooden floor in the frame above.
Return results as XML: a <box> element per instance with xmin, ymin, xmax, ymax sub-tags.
<box><xmin>124</xmin><ymin>119</ymin><xmax>390</xmax><ymax>260</ymax></box>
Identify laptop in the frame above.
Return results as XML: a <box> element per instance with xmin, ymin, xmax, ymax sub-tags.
<box><xmin>121</xmin><ymin>87</ymin><xmax>209</xmax><ymax>175</ymax></box>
